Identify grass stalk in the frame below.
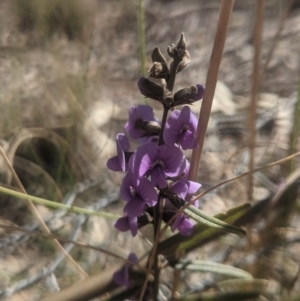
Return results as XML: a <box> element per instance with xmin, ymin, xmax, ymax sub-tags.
<box><xmin>248</xmin><ymin>0</ymin><xmax>264</xmax><ymax>200</ymax></box>
<box><xmin>174</xmin><ymin>0</ymin><xmax>235</xmax><ymax>298</ymax></box>
<box><xmin>137</xmin><ymin>0</ymin><xmax>146</xmax><ymax>77</ymax></box>
<box><xmin>0</xmin><ymin>184</ymin><xmax>119</xmax><ymax>219</ymax></box>
<box><xmin>188</xmin><ymin>0</ymin><xmax>235</xmax><ymax>182</ymax></box>
<box><xmin>289</xmin><ymin>79</ymin><xmax>300</xmax><ymax>174</ymax></box>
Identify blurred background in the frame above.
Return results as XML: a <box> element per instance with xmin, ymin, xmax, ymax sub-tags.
<box><xmin>0</xmin><ymin>0</ymin><xmax>299</xmax><ymax>300</ymax></box>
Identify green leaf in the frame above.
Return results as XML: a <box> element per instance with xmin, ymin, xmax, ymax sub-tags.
<box><xmin>157</xmin><ymin>203</ymin><xmax>250</xmax><ymax>258</ymax></box>
<box><xmin>179</xmin><ymin>279</ymin><xmax>268</xmax><ymax>301</ymax></box>
<box><xmin>217</xmin><ymin>279</ymin><xmax>268</xmax><ymax>295</ymax></box>
<box><xmin>184</xmin><ymin>205</ymin><xmax>246</xmax><ymax>235</ymax></box>
<box><xmin>179</xmin><ymin>291</ymin><xmax>261</xmax><ymax>301</ymax></box>
<box><xmin>171</xmin><ymin>259</ymin><xmax>253</xmax><ymax>279</ymax></box>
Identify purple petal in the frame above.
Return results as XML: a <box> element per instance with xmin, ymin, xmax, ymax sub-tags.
<box><xmin>164</xmin><ymin>107</ymin><xmax>198</xmax><ymax>150</ymax></box>
<box><xmin>116</xmin><ymin>134</ymin><xmax>130</xmax><ymax>172</ymax></box>
<box><xmin>172</xmin><ymin>214</ymin><xmax>194</xmax><ymax>236</ymax></box>
<box><xmin>187</xmin><ymin>181</ymin><xmax>202</xmax><ymax>196</ymax></box>
<box><xmin>113</xmin><ymin>264</ymin><xmax>129</xmax><ymax>287</ymax></box>
<box><xmin>158</xmin><ymin>144</ymin><xmax>186</xmax><ymax>177</ymax></box>
<box><xmin>182</xmin><ymin>160</ymin><xmax>190</xmax><ymax>179</ymax></box>
<box><xmin>125</xmin><ymin>105</ymin><xmax>156</xmax><ymax>139</ymax></box>
<box><xmin>186</xmin><ymin>181</ymin><xmax>201</xmax><ymax>207</ymax></box>
<box><xmin>170</xmin><ymin>180</ymin><xmax>189</xmax><ymax>199</ymax></box>
<box><xmin>137</xmin><ymin>178</ymin><xmax>158</xmax><ymax>206</ymax></box>
<box><xmin>163</xmin><ymin>110</ymin><xmax>181</xmax><ymax>146</ymax></box>
<box><xmin>107</xmin><ymin>156</ymin><xmax>122</xmax><ymax>171</ymax></box>
<box><xmin>129</xmin><ymin>142</ymin><xmax>158</xmax><ymax>178</ymax></box>
<box><xmin>150</xmin><ymin>166</ymin><xmax>167</xmax><ymax>188</ymax></box>
<box><xmin>180</xmin><ymin>130</ymin><xmax>198</xmax><ymax>150</ymax></box>
<box><xmin>114</xmin><ymin>215</ymin><xmax>138</xmax><ymax>237</ymax></box>
<box><xmin>120</xmin><ymin>172</ymin><xmax>137</xmax><ymax>202</ymax></box>
<box><xmin>124</xmin><ymin>196</ymin><xmax>146</xmax><ymax>217</ymax></box>
<box><xmin>121</xmin><ymin>172</ymin><xmax>158</xmax><ymax>214</ymax></box>
<box><xmin>113</xmin><ymin>253</ymin><xmax>138</xmax><ymax>288</ymax></box>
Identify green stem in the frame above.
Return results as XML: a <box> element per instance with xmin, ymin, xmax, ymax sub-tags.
<box><xmin>0</xmin><ymin>185</ymin><xmax>119</xmax><ymax>219</ymax></box>
<box><xmin>289</xmin><ymin>79</ymin><xmax>300</xmax><ymax>174</ymax></box>
<box><xmin>137</xmin><ymin>0</ymin><xmax>146</xmax><ymax>77</ymax></box>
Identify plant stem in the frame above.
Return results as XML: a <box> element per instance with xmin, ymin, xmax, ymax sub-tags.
<box><xmin>137</xmin><ymin>0</ymin><xmax>146</xmax><ymax>77</ymax></box>
<box><xmin>289</xmin><ymin>79</ymin><xmax>300</xmax><ymax>174</ymax></box>
<box><xmin>248</xmin><ymin>0</ymin><xmax>264</xmax><ymax>200</ymax></box>
<box><xmin>158</xmin><ymin>106</ymin><xmax>169</xmax><ymax>145</ymax></box>
<box><xmin>188</xmin><ymin>0</ymin><xmax>235</xmax><ymax>182</ymax></box>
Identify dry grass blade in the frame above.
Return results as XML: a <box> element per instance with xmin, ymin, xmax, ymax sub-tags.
<box><xmin>13</xmin><ymin>155</ymin><xmax>64</xmax><ymax>201</ymax></box>
<box><xmin>0</xmin><ymin>145</ymin><xmax>88</xmax><ymax>278</ymax></box>
<box><xmin>5</xmin><ymin>127</ymin><xmax>84</xmax><ymax>185</ymax></box>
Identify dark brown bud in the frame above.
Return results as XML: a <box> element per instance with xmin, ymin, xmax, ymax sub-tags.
<box><xmin>138</xmin><ymin>77</ymin><xmax>164</xmax><ymax>101</ymax></box>
<box><xmin>173</xmin><ymin>84</ymin><xmax>204</xmax><ymax>106</ymax></box>
<box><xmin>151</xmin><ymin>47</ymin><xmax>168</xmax><ymax>64</ymax></box>
<box><xmin>148</xmin><ymin>62</ymin><xmax>169</xmax><ymax>78</ymax></box>
<box><xmin>177</xmin><ymin>50</ymin><xmax>190</xmax><ymax>72</ymax></box>
<box><xmin>135</xmin><ymin>119</ymin><xmax>161</xmax><ymax>137</ymax></box>
<box><xmin>176</xmin><ymin>33</ymin><xmax>187</xmax><ymax>50</ymax></box>
<box><xmin>149</xmin><ymin>48</ymin><xmax>170</xmax><ymax>78</ymax></box>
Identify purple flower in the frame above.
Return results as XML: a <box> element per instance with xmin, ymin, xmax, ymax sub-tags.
<box><xmin>172</xmin><ymin>213</ymin><xmax>194</xmax><ymax>236</ymax></box>
<box><xmin>125</xmin><ymin>105</ymin><xmax>158</xmax><ymax>139</ymax></box>
<box><xmin>121</xmin><ymin>172</ymin><xmax>158</xmax><ymax>217</ymax></box>
<box><xmin>107</xmin><ymin>133</ymin><xmax>130</xmax><ymax>172</ymax></box>
<box><xmin>114</xmin><ymin>215</ymin><xmax>138</xmax><ymax>237</ymax></box>
<box><xmin>169</xmin><ymin>179</ymin><xmax>201</xmax><ymax>208</ymax></box>
<box><xmin>129</xmin><ymin>142</ymin><xmax>186</xmax><ymax>188</ymax></box>
<box><xmin>163</xmin><ymin>106</ymin><xmax>198</xmax><ymax>150</ymax></box>
<box><xmin>113</xmin><ymin>253</ymin><xmax>138</xmax><ymax>288</ymax></box>
<box><xmin>185</xmin><ymin>180</ymin><xmax>201</xmax><ymax>208</ymax></box>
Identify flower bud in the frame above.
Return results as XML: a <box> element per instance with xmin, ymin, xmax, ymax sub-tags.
<box><xmin>173</xmin><ymin>84</ymin><xmax>204</xmax><ymax>106</ymax></box>
<box><xmin>138</xmin><ymin>77</ymin><xmax>163</xmax><ymax>101</ymax></box>
<box><xmin>148</xmin><ymin>62</ymin><xmax>169</xmax><ymax>78</ymax></box>
<box><xmin>177</xmin><ymin>50</ymin><xmax>190</xmax><ymax>72</ymax></box>
<box><xmin>149</xmin><ymin>47</ymin><xmax>169</xmax><ymax>79</ymax></box>
<box><xmin>151</xmin><ymin>47</ymin><xmax>168</xmax><ymax>64</ymax></box>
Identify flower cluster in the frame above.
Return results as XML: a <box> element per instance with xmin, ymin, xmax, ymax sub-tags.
<box><xmin>111</xmin><ymin>105</ymin><xmax>202</xmax><ymax>237</ymax></box>
<box><xmin>107</xmin><ymin>34</ymin><xmax>204</xmax><ymax>240</ymax></box>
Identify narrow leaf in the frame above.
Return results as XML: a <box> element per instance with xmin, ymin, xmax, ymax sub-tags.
<box><xmin>179</xmin><ymin>291</ymin><xmax>260</xmax><ymax>301</ymax></box>
<box><xmin>172</xmin><ymin>260</ymin><xmax>252</xmax><ymax>279</ymax></box>
<box><xmin>217</xmin><ymin>279</ymin><xmax>268</xmax><ymax>294</ymax></box>
<box><xmin>184</xmin><ymin>205</ymin><xmax>246</xmax><ymax>235</ymax></box>
<box><xmin>179</xmin><ymin>278</ymin><xmax>268</xmax><ymax>301</ymax></box>
<box><xmin>157</xmin><ymin>203</ymin><xmax>250</xmax><ymax>258</ymax></box>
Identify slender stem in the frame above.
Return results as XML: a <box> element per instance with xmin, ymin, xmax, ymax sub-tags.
<box><xmin>158</xmin><ymin>106</ymin><xmax>169</xmax><ymax>145</ymax></box>
<box><xmin>137</xmin><ymin>0</ymin><xmax>146</xmax><ymax>77</ymax></box>
<box><xmin>152</xmin><ymin>196</ymin><xmax>163</xmax><ymax>300</ymax></box>
<box><xmin>289</xmin><ymin>79</ymin><xmax>300</xmax><ymax>174</ymax></box>
<box><xmin>188</xmin><ymin>0</ymin><xmax>235</xmax><ymax>182</ymax></box>
<box><xmin>0</xmin><ymin>185</ymin><xmax>119</xmax><ymax>219</ymax></box>
<box><xmin>248</xmin><ymin>0</ymin><xmax>264</xmax><ymax>200</ymax></box>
